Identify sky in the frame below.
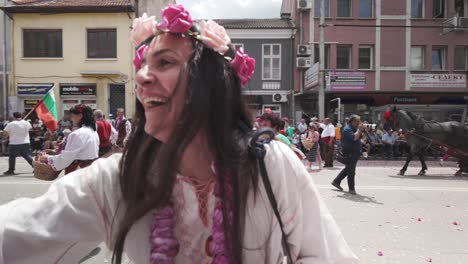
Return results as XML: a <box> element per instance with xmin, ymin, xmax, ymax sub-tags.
<box><xmin>177</xmin><ymin>0</ymin><xmax>283</xmax><ymax>19</ymax></box>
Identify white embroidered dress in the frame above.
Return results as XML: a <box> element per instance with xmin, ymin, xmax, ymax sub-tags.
<box><xmin>48</xmin><ymin>126</ymin><xmax>99</xmax><ymax>171</ymax></box>
<box><xmin>0</xmin><ymin>141</ymin><xmax>359</xmax><ymax>264</ymax></box>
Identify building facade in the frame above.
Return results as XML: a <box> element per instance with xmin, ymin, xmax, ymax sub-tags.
<box><xmin>137</xmin><ymin>0</ymin><xmax>174</xmax><ymax>17</ymax></box>
<box><xmin>286</xmin><ymin>0</ymin><xmax>468</xmax><ymax>123</ymax></box>
<box><xmin>218</xmin><ymin>19</ymin><xmax>296</xmax><ymax>119</ymax></box>
<box><xmin>1</xmin><ymin>0</ymin><xmax>135</xmax><ymax>119</ymax></box>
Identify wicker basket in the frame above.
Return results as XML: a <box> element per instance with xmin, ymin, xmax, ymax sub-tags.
<box><xmin>33</xmin><ymin>157</ymin><xmax>61</xmax><ymax>181</ymax></box>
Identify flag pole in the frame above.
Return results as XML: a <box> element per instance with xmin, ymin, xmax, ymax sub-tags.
<box><xmin>22</xmin><ymin>103</ymin><xmax>39</xmax><ymax>120</ymax></box>
<box><xmin>23</xmin><ymin>85</ymin><xmax>53</xmax><ymax>120</ymax></box>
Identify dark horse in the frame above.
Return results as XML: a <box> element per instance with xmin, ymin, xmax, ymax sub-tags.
<box><xmin>386</xmin><ymin>108</ymin><xmax>468</xmax><ymax>176</ymax></box>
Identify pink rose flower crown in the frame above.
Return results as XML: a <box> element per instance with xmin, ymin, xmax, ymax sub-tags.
<box><xmin>130</xmin><ymin>4</ymin><xmax>256</xmax><ymax>86</ymax></box>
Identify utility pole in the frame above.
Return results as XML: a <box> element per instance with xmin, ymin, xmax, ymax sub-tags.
<box><xmin>318</xmin><ymin>0</ymin><xmax>325</xmax><ymax>120</ymax></box>
<box><xmin>2</xmin><ymin>0</ymin><xmax>7</xmax><ymax>119</ymax></box>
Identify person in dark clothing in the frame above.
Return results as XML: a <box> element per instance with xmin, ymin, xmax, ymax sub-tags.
<box><xmin>331</xmin><ymin>114</ymin><xmax>363</xmax><ymax>195</ymax></box>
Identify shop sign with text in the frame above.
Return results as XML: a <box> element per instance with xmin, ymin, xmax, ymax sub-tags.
<box><xmin>410</xmin><ymin>74</ymin><xmax>466</xmax><ymax>88</ymax></box>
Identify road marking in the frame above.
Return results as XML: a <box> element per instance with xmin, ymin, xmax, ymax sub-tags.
<box><xmin>316</xmin><ymin>185</ymin><xmax>468</xmax><ymax>192</ymax></box>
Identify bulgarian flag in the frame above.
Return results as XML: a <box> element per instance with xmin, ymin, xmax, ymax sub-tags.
<box><xmin>34</xmin><ymin>87</ymin><xmax>58</xmax><ymax>132</ymax></box>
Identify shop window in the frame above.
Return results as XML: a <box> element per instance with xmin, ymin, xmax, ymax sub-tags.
<box><xmin>262</xmin><ymin>104</ymin><xmax>281</xmax><ymax>115</ymax></box>
<box><xmin>23</xmin><ymin>29</ymin><xmax>62</xmax><ymax>58</ymax></box>
<box><xmin>337</xmin><ymin>45</ymin><xmax>352</xmax><ymax>69</ymax></box>
<box><xmin>87</xmin><ymin>29</ymin><xmax>117</xmax><ymax>58</ymax></box>
<box><xmin>431</xmin><ymin>47</ymin><xmax>446</xmax><ymax>70</ymax></box>
<box><xmin>454</xmin><ymin>46</ymin><xmax>467</xmax><ymax>70</ymax></box>
<box><xmin>433</xmin><ymin>0</ymin><xmax>446</xmax><ymax>18</ymax></box>
<box><xmin>411</xmin><ymin>0</ymin><xmax>424</xmax><ymax>18</ymax></box>
<box><xmin>314</xmin><ymin>44</ymin><xmax>330</xmax><ymax>69</ymax></box>
<box><xmin>337</xmin><ymin>0</ymin><xmax>352</xmax><ymax>17</ymax></box>
<box><xmin>262</xmin><ymin>44</ymin><xmax>281</xmax><ymax>80</ymax></box>
<box><xmin>358</xmin><ymin>46</ymin><xmax>373</xmax><ymax>69</ymax></box>
<box><xmin>314</xmin><ymin>0</ymin><xmax>330</xmax><ymax>17</ymax></box>
<box><xmin>359</xmin><ymin>0</ymin><xmax>373</xmax><ymax>18</ymax></box>
<box><xmin>410</xmin><ymin>46</ymin><xmax>424</xmax><ymax>70</ymax></box>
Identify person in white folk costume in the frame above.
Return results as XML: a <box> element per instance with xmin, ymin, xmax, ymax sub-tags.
<box><xmin>38</xmin><ymin>104</ymin><xmax>99</xmax><ymax>174</ymax></box>
<box><xmin>0</xmin><ymin>4</ymin><xmax>359</xmax><ymax>264</ymax></box>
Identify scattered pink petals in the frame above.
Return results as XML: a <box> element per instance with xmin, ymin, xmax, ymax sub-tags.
<box><xmin>425</xmin><ymin>258</ymin><xmax>432</xmax><ymax>262</ymax></box>
<box><xmin>377</xmin><ymin>250</ymin><xmax>383</xmax><ymax>256</ymax></box>
<box><xmin>417</xmin><ymin>218</ymin><xmax>422</xmax><ymax>222</ymax></box>
<box><xmin>453</xmin><ymin>221</ymin><xmax>459</xmax><ymax>226</ymax></box>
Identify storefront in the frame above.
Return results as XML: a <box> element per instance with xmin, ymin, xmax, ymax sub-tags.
<box><xmin>60</xmin><ymin>84</ymin><xmax>97</xmax><ymax>116</ymax></box>
<box><xmin>16</xmin><ymin>84</ymin><xmax>54</xmax><ymax>119</ymax></box>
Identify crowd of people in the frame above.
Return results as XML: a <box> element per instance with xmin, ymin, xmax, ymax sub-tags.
<box><xmin>254</xmin><ymin>113</ymin><xmax>415</xmax><ymax>167</ymax></box>
<box><xmin>0</xmin><ymin>107</ymin><xmax>132</xmax><ymax>175</ymax></box>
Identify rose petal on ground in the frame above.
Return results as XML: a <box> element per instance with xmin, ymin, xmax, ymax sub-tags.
<box><xmin>452</xmin><ymin>221</ymin><xmax>459</xmax><ymax>225</ymax></box>
<box><xmin>425</xmin><ymin>258</ymin><xmax>432</xmax><ymax>262</ymax></box>
<box><xmin>377</xmin><ymin>250</ymin><xmax>383</xmax><ymax>256</ymax></box>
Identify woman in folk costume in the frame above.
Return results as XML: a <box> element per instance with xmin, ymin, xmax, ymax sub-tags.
<box><xmin>38</xmin><ymin>104</ymin><xmax>99</xmax><ymax>174</ymax></box>
<box><xmin>305</xmin><ymin>124</ymin><xmax>322</xmax><ymax>170</ymax></box>
<box><xmin>0</xmin><ymin>4</ymin><xmax>358</xmax><ymax>264</ymax></box>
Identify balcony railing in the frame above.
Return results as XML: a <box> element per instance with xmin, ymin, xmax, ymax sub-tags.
<box><xmin>262</xmin><ymin>81</ymin><xmax>281</xmax><ymax>90</ymax></box>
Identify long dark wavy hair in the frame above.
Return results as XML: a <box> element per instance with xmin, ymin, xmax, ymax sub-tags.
<box><xmin>69</xmin><ymin>104</ymin><xmax>96</xmax><ymax>131</ymax></box>
<box><xmin>112</xmin><ymin>35</ymin><xmax>259</xmax><ymax>264</ymax></box>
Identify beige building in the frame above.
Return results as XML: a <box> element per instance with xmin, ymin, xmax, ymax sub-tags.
<box><xmin>1</xmin><ymin>0</ymin><xmax>135</xmax><ymax>118</ymax></box>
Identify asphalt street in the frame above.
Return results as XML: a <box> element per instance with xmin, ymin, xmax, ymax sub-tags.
<box><xmin>0</xmin><ymin>156</ymin><xmax>467</xmax><ymax>264</ymax></box>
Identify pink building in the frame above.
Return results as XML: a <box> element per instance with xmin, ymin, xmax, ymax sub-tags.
<box><xmin>283</xmin><ymin>0</ymin><xmax>468</xmax><ymax>122</ymax></box>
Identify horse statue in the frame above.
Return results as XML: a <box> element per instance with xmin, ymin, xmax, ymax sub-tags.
<box><xmin>386</xmin><ymin>108</ymin><xmax>468</xmax><ymax>176</ymax></box>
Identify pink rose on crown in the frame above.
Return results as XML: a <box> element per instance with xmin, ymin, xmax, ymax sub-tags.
<box><xmin>197</xmin><ymin>20</ymin><xmax>231</xmax><ymax>54</ymax></box>
<box><xmin>133</xmin><ymin>45</ymin><xmax>148</xmax><ymax>70</ymax></box>
<box><xmin>130</xmin><ymin>13</ymin><xmax>157</xmax><ymax>46</ymax></box>
<box><xmin>157</xmin><ymin>4</ymin><xmax>193</xmax><ymax>33</ymax></box>
<box><xmin>231</xmin><ymin>48</ymin><xmax>256</xmax><ymax>85</ymax></box>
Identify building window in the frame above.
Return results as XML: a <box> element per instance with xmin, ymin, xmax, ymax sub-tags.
<box><xmin>358</xmin><ymin>46</ymin><xmax>373</xmax><ymax>69</ymax></box>
<box><xmin>433</xmin><ymin>0</ymin><xmax>445</xmax><ymax>18</ymax></box>
<box><xmin>23</xmin><ymin>29</ymin><xmax>62</xmax><ymax>58</ymax></box>
<box><xmin>314</xmin><ymin>0</ymin><xmax>330</xmax><ymax>17</ymax></box>
<box><xmin>411</xmin><ymin>0</ymin><xmax>424</xmax><ymax>18</ymax></box>
<box><xmin>337</xmin><ymin>45</ymin><xmax>352</xmax><ymax>69</ymax></box>
<box><xmin>314</xmin><ymin>44</ymin><xmax>330</xmax><ymax>68</ymax></box>
<box><xmin>359</xmin><ymin>0</ymin><xmax>373</xmax><ymax>17</ymax></box>
<box><xmin>455</xmin><ymin>0</ymin><xmax>466</xmax><ymax>17</ymax></box>
<box><xmin>232</xmin><ymin>43</ymin><xmax>244</xmax><ymax>51</ymax></box>
<box><xmin>337</xmin><ymin>0</ymin><xmax>352</xmax><ymax>17</ymax></box>
<box><xmin>431</xmin><ymin>47</ymin><xmax>446</xmax><ymax>70</ymax></box>
<box><xmin>454</xmin><ymin>46</ymin><xmax>466</xmax><ymax>70</ymax></box>
<box><xmin>262</xmin><ymin>44</ymin><xmax>281</xmax><ymax>80</ymax></box>
<box><xmin>87</xmin><ymin>29</ymin><xmax>117</xmax><ymax>58</ymax></box>
<box><xmin>410</xmin><ymin>46</ymin><xmax>424</xmax><ymax>70</ymax></box>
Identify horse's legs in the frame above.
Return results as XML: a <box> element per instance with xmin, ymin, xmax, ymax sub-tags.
<box><xmin>398</xmin><ymin>153</ymin><xmax>413</xmax><ymax>176</ymax></box>
<box><xmin>418</xmin><ymin>153</ymin><xmax>428</xmax><ymax>176</ymax></box>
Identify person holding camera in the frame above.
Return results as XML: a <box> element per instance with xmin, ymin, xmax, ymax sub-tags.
<box><xmin>331</xmin><ymin>115</ymin><xmax>363</xmax><ymax>195</ymax></box>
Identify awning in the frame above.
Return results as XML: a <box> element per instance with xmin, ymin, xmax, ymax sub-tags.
<box><xmin>337</xmin><ymin>96</ymin><xmax>375</xmax><ymax>104</ymax></box>
<box><xmin>436</xmin><ymin>96</ymin><xmax>467</xmax><ymax>104</ymax></box>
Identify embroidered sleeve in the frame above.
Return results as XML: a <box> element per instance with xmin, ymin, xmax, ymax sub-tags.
<box><xmin>0</xmin><ymin>155</ymin><xmax>122</xmax><ymax>263</ymax></box>
<box><xmin>48</xmin><ymin>132</ymin><xmax>84</xmax><ymax>171</ymax></box>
